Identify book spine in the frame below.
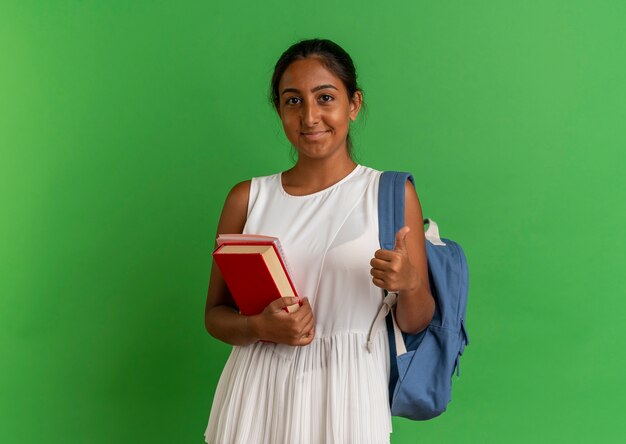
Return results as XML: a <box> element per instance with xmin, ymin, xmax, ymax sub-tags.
<box><xmin>270</xmin><ymin>243</ymin><xmax>299</xmax><ymax>299</ymax></box>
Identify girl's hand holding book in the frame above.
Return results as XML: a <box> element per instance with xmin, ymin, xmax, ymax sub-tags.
<box><xmin>249</xmin><ymin>297</ymin><xmax>316</xmax><ymax>346</ymax></box>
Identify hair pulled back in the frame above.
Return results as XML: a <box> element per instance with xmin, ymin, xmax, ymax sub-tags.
<box><xmin>270</xmin><ymin>38</ymin><xmax>363</xmax><ymax>155</ymax></box>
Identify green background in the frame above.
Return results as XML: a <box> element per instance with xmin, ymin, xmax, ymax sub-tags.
<box><xmin>2</xmin><ymin>0</ymin><xmax>625</xmax><ymax>442</ymax></box>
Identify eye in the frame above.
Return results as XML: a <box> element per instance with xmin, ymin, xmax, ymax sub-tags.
<box><xmin>285</xmin><ymin>97</ymin><xmax>301</xmax><ymax>105</ymax></box>
<box><xmin>319</xmin><ymin>94</ymin><xmax>334</xmax><ymax>103</ymax></box>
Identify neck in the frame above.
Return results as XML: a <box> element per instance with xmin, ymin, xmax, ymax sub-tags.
<box><xmin>282</xmin><ymin>154</ymin><xmax>358</xmax><ymax>196</ymax></box>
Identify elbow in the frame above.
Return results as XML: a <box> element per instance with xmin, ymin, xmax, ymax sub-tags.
<box><xmin>397</xmin><ymin>292</ymin><xmax>435</xmax><ymax>335</ymax></box>
<box><xmin>397</xmin><ymin>319</ymin><xmax>429</xmax><ymax>336</ymax></box>
<box><xmin>204</xmin><ymin>308</ymin><xmax>217</xmax><ymax>337</ymax></box>
<box><xmin>204</xmin><ymin>315</ymin><xmax>212</xmax><ymax>336</ymax></box>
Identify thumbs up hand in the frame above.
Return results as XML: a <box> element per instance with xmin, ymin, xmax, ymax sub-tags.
<box><xmin>370</xmin><ymin>226</ymin><xmax>420</xmax><ymax>292</ymax></box>
<box><xmin>393</xmin><ymin>225</ymin><xmax>410</xmax><ymax>255</ymax></box>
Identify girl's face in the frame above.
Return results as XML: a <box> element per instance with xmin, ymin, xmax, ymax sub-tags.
<box><xmin>277</xmin><ymin>57</ymin><xmax>362</xmax><ymax>162</ymax></box>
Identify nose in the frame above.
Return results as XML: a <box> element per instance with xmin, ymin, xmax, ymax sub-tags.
<box><xmin>301</xmin><ymin>101</ymin><xmax>321</xmax><ymax>127</ymax></box>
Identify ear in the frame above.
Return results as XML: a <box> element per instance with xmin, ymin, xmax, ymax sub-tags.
<box><xmin>349</xmin><ymin>91</ymin><xmax>363</xmax><ymax>121</ymax></box>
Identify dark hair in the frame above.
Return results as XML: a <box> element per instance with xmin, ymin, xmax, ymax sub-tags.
<box><xmin>270</xmin><ymin>38</ymin><xmax>363</xmax><ymax>156</ymax></box>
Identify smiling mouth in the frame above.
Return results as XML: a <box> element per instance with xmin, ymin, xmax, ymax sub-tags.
<box><xmin>301</xmin><ymin>130</ymin><xmax>329</xmax><ymax>139</ymax></box>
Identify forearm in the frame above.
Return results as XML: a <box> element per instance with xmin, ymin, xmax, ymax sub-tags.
<box><xmin>396</xmin><ymin>279</ymin><xmax>435</xmax><ymax>334</ymax></box>
<box><xmin>205</xmin><ymin>305</ymin><xmax>260</xmax><ymax>346</ymax></box>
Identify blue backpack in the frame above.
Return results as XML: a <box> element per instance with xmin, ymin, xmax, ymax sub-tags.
<box><xmin>369</xmin><ymin>171</ymin><xmax>470</xmax><ymax>420</ymax></box>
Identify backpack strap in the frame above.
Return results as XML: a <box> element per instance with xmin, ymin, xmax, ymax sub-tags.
<box><xmin>377</xmin><ymin>172</ymin><xmax>415</xmax><ymax>251</ymax></box>
<box><xmin>424</xmin><ymin>218</ymin><xmax>446</xmax><ymax>246</ymax></box>
<box><xmin>367</xmin><ymin>291</ymin><xmax>405</xmax><ymax>354</ymax></box>
<box><xmin>368</xmin><ymin>171</ymin><xmax>415</xmax><ymax>355</ymax></box>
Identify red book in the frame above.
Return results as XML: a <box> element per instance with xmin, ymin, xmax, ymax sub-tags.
<box><xmin>212</xmin><ymin>235</ymin><xmax>300</xmax><ymax>316</ymax></box>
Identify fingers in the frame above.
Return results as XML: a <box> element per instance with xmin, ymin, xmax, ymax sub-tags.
<box><xmin>371</xmin><ymin>277</ymin><xmax>386</xmax><ymax>289</ymax></box>
<box><xmin>370</xmin><ymin>256</ymin><xmax>405</xmax><ymax>291</ymax></box>
<box><xmin>296</xmin><ymin>316</ymin><xmax>316</xmax><ymax>345</ymax></box>
<box><xmin>373</xmin><ymin>249</ymin><xmax>395</xmax><ymax>261</ymax></box>
<box><xmin>370</xmin><ymin>255</ymin><xmax>390</xmax><ymax>290</ymax></box>
<box><xmin>370</xmin><ymin>257</ymin><xmax>390</xmax><ymax>270</ymax></box>
<box><xmin>371</xmin><ymin>256</ymin><xmax>401</xmax><ymax>274</ymax></box>
<box><xmin>267</xmin><ymin>296</ymin><xmax>315</xmax><ymax>346</ymax></box>
<box><xmin>302</xmin><ymin>315</ymin><xmax>315</xmax><ymax>335</ymax></box>
<box><xmin>298</xmin><ymin>330</ymin><xmax>315</xmax><ymax>345</ymax></box>
<box><xmin>267</xmin><ymin>296</ymin><xmax>300</xmax><ymax>313</ymax></box>
<box><xmin>300</xmin><ymin>297</ymin><xmax>312</xmax><ymax>310</ymax></box>
<box><xmin>370</xmin><ymin>268</ymin><xmax>386</xmax><ymax>280</ymax></box>
<box><xmin>295</xmin><ymin>298</ymin><xmax>314</xmax><ymax>325</ymax></box>
<box><xmin>292</xmin><ymin>297</ymin><xmax>315</xmax><ymax>345</ymax></box>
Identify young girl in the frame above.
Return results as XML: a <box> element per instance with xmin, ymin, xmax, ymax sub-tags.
<box><xmin>204</xmin><ymin>38</ymin><xmax>434</xmax><ymax>444</ymax></box>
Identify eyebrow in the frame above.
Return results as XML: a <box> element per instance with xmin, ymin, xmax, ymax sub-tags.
<box><xmin>281</xmin><ymin>84</ymin><xmax>339</xmax><ymax>95</ymax></box>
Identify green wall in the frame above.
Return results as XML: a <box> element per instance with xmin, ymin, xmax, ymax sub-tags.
<box><xmin>2</xmin><ymin>0</ymin><xmax>625</xmax><ymax>442</ymax></box>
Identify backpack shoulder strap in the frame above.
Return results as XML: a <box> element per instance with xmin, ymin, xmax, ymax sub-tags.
<box><xmin>378</xmin><ymin>171</ymin><xmax>415</xmax><ymax>250</ymax></box>
<box><xmin>370</xmin><ymin>171</ymin><xmax>416</xmax><ymax>357</ymax></box>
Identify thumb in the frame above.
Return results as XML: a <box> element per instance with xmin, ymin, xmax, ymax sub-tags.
<box><xmin>393</xmin><ymin>226</ymin><xmax>410</xmax><ymax>253</ymax></box>
<box><xmin>269</xmin><ymin>296</ymin><xmax>300</xmax><ymax>312</ymax></box>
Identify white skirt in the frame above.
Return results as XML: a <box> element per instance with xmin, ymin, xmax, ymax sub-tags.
<box><xmin>204</xmin><ymin>329</ymin><xmax>392</xmax><ymax>444</ymax></box>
